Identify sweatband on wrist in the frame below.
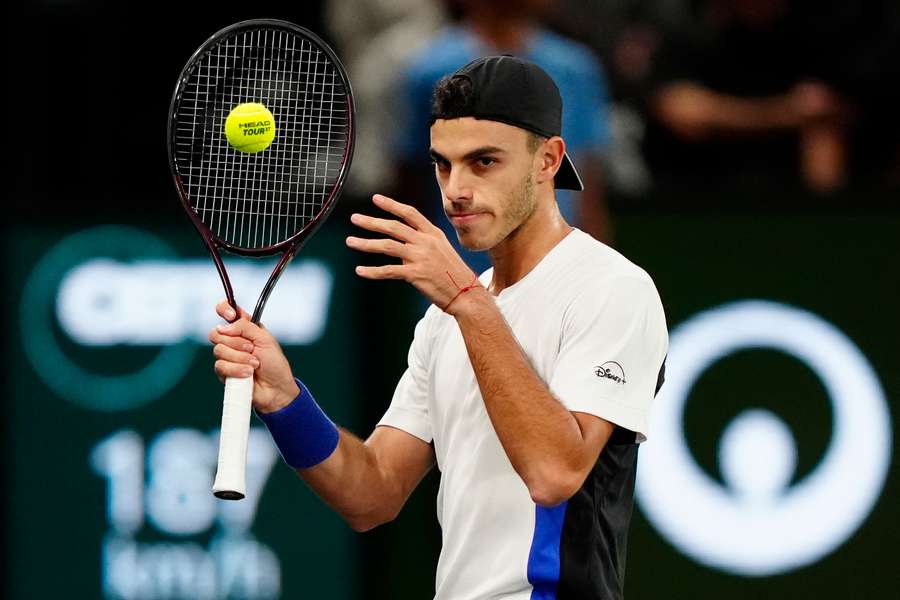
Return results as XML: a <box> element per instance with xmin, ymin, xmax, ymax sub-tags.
<box><xmin>255</xmin><ymin>379</ymin><xmax>339</xmax><ymax>469</ymax></box>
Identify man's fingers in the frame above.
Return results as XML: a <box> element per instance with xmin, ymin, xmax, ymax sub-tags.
<box><xmin>346</xmin><ymin>236</ymin><xmax>408</xmax><ymax>258</ymax></box>
<box><xmin>214</xmin><ymin>359</ymin><xmax>256</xmax><ymax>380</ymax></box>
<box><xmin>213</xmin><ymin>343</ymin><xmax>260</xmax><ymax>367</ymax></box>
<box><xmin>216</xmin><ymin>318</ymin><xmax>267</xmax><ymax>342</ymax></box>
<box><xmin>208</xmin><ymin>328</ymin><xmax>254</xmax><ymax>351</ymax></box>
<box><xmin>215</xmin><ymin>300</ymin><xmax>236</xmax><ymax>322</ymax></box>
<box><xmin>350</xmin><ymin>212</ymin><xmax>417</xmax><ymax>241</ymax></box>
<box><xmin>354</xmin><ymin>264</ymin><xmax>407</xmax><ymax>280</ymax></box>
<box><xmin>372</xmin><ymin>194</ymin><xmax>432</xmax><ymax>231</ymax></box>
<box><xmin>216</xmin><ymin>299</ymin><xmax>250</xmax><ymax>322</ymax></box>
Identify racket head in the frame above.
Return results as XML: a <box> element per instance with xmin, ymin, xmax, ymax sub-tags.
<box><xmin>168</xmin><ymin>19</ymin><xmax>355</xmax><ymax>256</ymax></box>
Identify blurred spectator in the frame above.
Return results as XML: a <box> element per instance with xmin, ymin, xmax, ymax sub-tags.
<box><xmin>640</xmin><ymin>0</ymin><xmax>900</xmax><ymax>197</ymax></box>
<box><xmin>394</xmin><ymin>0</ymin><xmax>614</xmax><ymax>274</ymax></box>
<box><xmin>545</xmin><ymin>0</ymin><xmax>692</xmax><ymax>197</ymax></box>
<box><xmin>549</xmin><ymin>0</ymin><xmax>899</xmax><ymax>201</ymax></box>
<box><xmin>649</xmin><ymin>0</ymin><xmax>851</xmax><ymax>194</ymax></box>
<box><xmin>326</xmin><ymin>0</ymin><xmax>447</xmax><ymax>198</ymax></box>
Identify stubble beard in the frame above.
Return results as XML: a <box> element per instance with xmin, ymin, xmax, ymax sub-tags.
<box><xmin>457</xmin><ymin>172</ymin><xmax>537</xmax><ymax>252</ymax></box>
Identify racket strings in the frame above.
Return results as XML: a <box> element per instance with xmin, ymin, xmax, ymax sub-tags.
<box><xmin>172</xmin><ymin>26</ymin><xmax>350</xmax><ymax>249</ymax></box>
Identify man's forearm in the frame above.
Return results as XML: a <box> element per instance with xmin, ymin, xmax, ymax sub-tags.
<box><xmin>291</xmin><ymin>430</ymin><xmax>393</xmax><ymax>530</ymax></box>
<box><xmin>452</xmin><ymin>287</ymin><xmax>595</xmax><ymax>504</ymax></box>
<box><xmin>290</xmin><ymin>427</ymin><xmax>433</xmax><ymax>532</ymax></box>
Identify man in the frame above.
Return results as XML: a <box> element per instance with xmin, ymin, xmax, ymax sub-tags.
<box><xmin>209</xmin><ymin>56</ymin><xmax>668</xmax><ymax>600</ymax></box>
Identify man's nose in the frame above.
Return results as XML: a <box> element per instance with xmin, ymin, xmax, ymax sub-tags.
<box><xmin>444</xmin><ymin>167</ymin><xmax>474</xmax><ymax>202</ymax></box>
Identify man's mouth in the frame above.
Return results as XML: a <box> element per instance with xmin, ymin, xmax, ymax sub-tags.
<box><xmin>448</xmin><ymin>211</ymin><xmax>487</xmax><ymax>225</ymax></box>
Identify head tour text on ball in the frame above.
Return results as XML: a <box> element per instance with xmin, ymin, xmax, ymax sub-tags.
<box><xmin>224</xmin><ymin>102</ymin><xmax>277</xmax><ymax>153</ymax></box>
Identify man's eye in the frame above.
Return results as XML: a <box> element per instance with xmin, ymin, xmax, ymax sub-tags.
<box><xmin>477</xmin><ymin>157</ymin><xmax>495</xmax><ymax>167</ymax></box>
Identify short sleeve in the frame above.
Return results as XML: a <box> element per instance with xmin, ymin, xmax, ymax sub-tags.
<box><xmin>548</xmin><ymin>275</ymin><xmax>668</xmax><ymax>442</ymax></box>
<box><xmin>377</xmin><ymin>312</ymin><xmax>434</xmax><ymax>443</ymax></box>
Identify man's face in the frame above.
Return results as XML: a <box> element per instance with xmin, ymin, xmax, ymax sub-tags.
<box><xmin>429</xmin><ymin>117</ymin><xmax>539</xmax><ymax>251</ymax></box>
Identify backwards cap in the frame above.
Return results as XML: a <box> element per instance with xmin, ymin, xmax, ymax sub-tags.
<box><xmin>430</xmin><ymin>55</ymin><xmax>583</xmax><ymax>191</ymax></box>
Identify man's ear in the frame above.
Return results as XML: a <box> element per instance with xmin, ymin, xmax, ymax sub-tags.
<box><xmin>535</xmin><ymin>136</ymin><xmax>566</xmax><ymax>185</ymax></box>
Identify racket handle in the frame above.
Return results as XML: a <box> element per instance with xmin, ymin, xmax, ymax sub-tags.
<box><xmin>212</xmin><ymin>376</ymin><xmax>254</xmax><ymax>500</ymax></box>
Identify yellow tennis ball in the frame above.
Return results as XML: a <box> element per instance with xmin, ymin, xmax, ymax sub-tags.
<box><xmin>224</xmin><ymin>103</ymin><xmax>276</xmax><ymax>153</ymax></box>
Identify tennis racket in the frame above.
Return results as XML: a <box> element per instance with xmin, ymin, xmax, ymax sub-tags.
<box><xmin>167</xmin><ymin>19</ymin><xmax>355</xmax><ymax>500</ymax></box>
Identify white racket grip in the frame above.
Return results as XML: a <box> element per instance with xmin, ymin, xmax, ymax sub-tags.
<box><xmin>212</xmin><ymin>376</ymin><xmax>254</xmax><ymax>500</ymax></box>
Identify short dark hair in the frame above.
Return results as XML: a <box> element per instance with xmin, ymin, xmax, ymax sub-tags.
<box><xmin>431</xmin><ymin>74</ymin><xmax>475</xmax><ymax>121</ymax></box>
<box><xmin>431</xmin><ymin>74</ymin><xmax>544</xmax><ymax>153</ymax></box>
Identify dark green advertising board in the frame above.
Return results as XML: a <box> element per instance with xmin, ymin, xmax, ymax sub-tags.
<box><xmin>616</xmin><ymin>213</ymin><xmax>898</xmax><ymax>599</ymax></box>
<box><xmin>7</xmin><ymin>224</ymin><xmax>361</xmax><ymax>599</ymax></box>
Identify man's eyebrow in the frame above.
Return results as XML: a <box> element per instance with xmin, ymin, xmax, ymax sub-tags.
<box><xmin>428</xmin><ymin>146</ymin><xmax>506</xmax><ymax>163</ymax></box>
<box><xmin>463</xmin><ymin>146</ymin><xmax>505</xmax><ymax>161</ymax></box>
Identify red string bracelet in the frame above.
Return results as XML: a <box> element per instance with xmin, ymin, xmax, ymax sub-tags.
<box><xmin>443</xmin><ymin>271</ymin><xmax>482</xmax><ymax>313</ymax></box>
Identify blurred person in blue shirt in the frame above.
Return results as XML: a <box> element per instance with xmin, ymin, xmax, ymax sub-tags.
<box><xmin>395</xmin><ymin>0</ymin><xmax>613</xmax><ymax>274</ymax></box>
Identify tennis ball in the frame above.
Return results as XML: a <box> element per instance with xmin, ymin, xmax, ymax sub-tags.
<box><xmin>224</xmin><ymin>103</ymin><xmax>276</xmax><ymax>153</ymax></box>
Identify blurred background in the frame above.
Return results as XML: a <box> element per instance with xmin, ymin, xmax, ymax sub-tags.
<box><xmin>5</xmin><ymin>0</ymin><xmax>898</xmax><ymax>598</ymax></box>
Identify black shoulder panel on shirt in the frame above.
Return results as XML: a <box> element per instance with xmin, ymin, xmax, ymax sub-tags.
<box><xmin>556</xmin><ymin>442</ymin><xmax>639</xmax><ymax>600</ymax></box>
<box><xmin>655</xmin><ymin>356</ymin><xmax>667</xmax><ymax>396</ymax></box>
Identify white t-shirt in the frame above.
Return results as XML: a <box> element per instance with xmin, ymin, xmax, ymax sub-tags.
<box><xmin>378</xmin><ymin>229</ymin><xmax>668</xmax><ymax>600</ymax></box>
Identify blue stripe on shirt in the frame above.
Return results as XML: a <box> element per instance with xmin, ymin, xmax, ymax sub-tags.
<box><xmin>527</xmin><ymin>501</ymin><xmax>568</xmax><ymax>599</ymax></box>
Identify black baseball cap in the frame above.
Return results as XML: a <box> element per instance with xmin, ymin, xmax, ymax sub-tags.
<box><xmin>430</xmin><ymin>54</ymin><xmax>584</xmax><ymax>191</ymax></box>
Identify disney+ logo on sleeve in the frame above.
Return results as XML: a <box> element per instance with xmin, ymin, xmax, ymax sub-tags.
<box><xmin>594</xmin><ymin>361</ymin><xmax>627</xmax><ymax>384</ymax></box>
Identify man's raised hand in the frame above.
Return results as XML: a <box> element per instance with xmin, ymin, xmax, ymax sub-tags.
<box><xmin>346</xmin><ymin>194</ymin><xmax>478</xmax><ymax>313</ymax></box>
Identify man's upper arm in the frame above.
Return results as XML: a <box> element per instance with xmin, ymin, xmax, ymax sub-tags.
<box><xmin>572</xmin><ymin>411</ymin><xmax>616</xmax><ymax>466</ymax></box>
<box><xmin>367</xmin><ymin>425</ymin><xmax>435</xmax><ymax>505</ymax></box>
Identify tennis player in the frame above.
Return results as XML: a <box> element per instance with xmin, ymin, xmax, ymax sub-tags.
<box><xmin>210</xmin><ymin>55</ymin><xmax>668</xmax><ymax>600</ymax></box>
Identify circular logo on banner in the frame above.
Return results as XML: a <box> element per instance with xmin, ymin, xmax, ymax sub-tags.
<box><xmin>20</xmin><ymin>226</ymin><xmax>197</xmax><ymax>412</ymax></box>
<box><xmin>636</xmin><ymin>300</ymin><xmax>891</xmax><ymax>576</ymax></box>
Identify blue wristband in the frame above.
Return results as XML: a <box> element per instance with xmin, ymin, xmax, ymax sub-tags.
<box><xmin>255</xmin><ymin>379</ymin><xmax>339</xmax><ymax>469</ymax></box>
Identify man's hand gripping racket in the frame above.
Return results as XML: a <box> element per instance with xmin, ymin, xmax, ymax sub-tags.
<box><xmin>168</xmin><ymin>20</ymin><xmax>355</xmax><ymax>499</ymax></box>
<box><xmin>208</xmin><ymin>302</ymin><xmax>299</xmax><ymax>413</ymax></box>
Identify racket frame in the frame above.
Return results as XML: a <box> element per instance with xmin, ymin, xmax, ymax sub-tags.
<box><xmin>167</xmin><ymin>19</ymin><xmax>355</xmax><ymax>498</ymax></box>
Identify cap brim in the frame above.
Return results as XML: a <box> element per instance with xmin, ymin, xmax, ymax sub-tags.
<box><xmin>555</xmin><ymin>152</ymin><xmax>584</xmax><ymax>191</ymax></box>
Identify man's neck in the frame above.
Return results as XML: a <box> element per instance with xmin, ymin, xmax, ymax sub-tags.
<box><xmin>487</xmin><ymin>194</ymin><xmax>572</xmax><ymax>295</ymax></box>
